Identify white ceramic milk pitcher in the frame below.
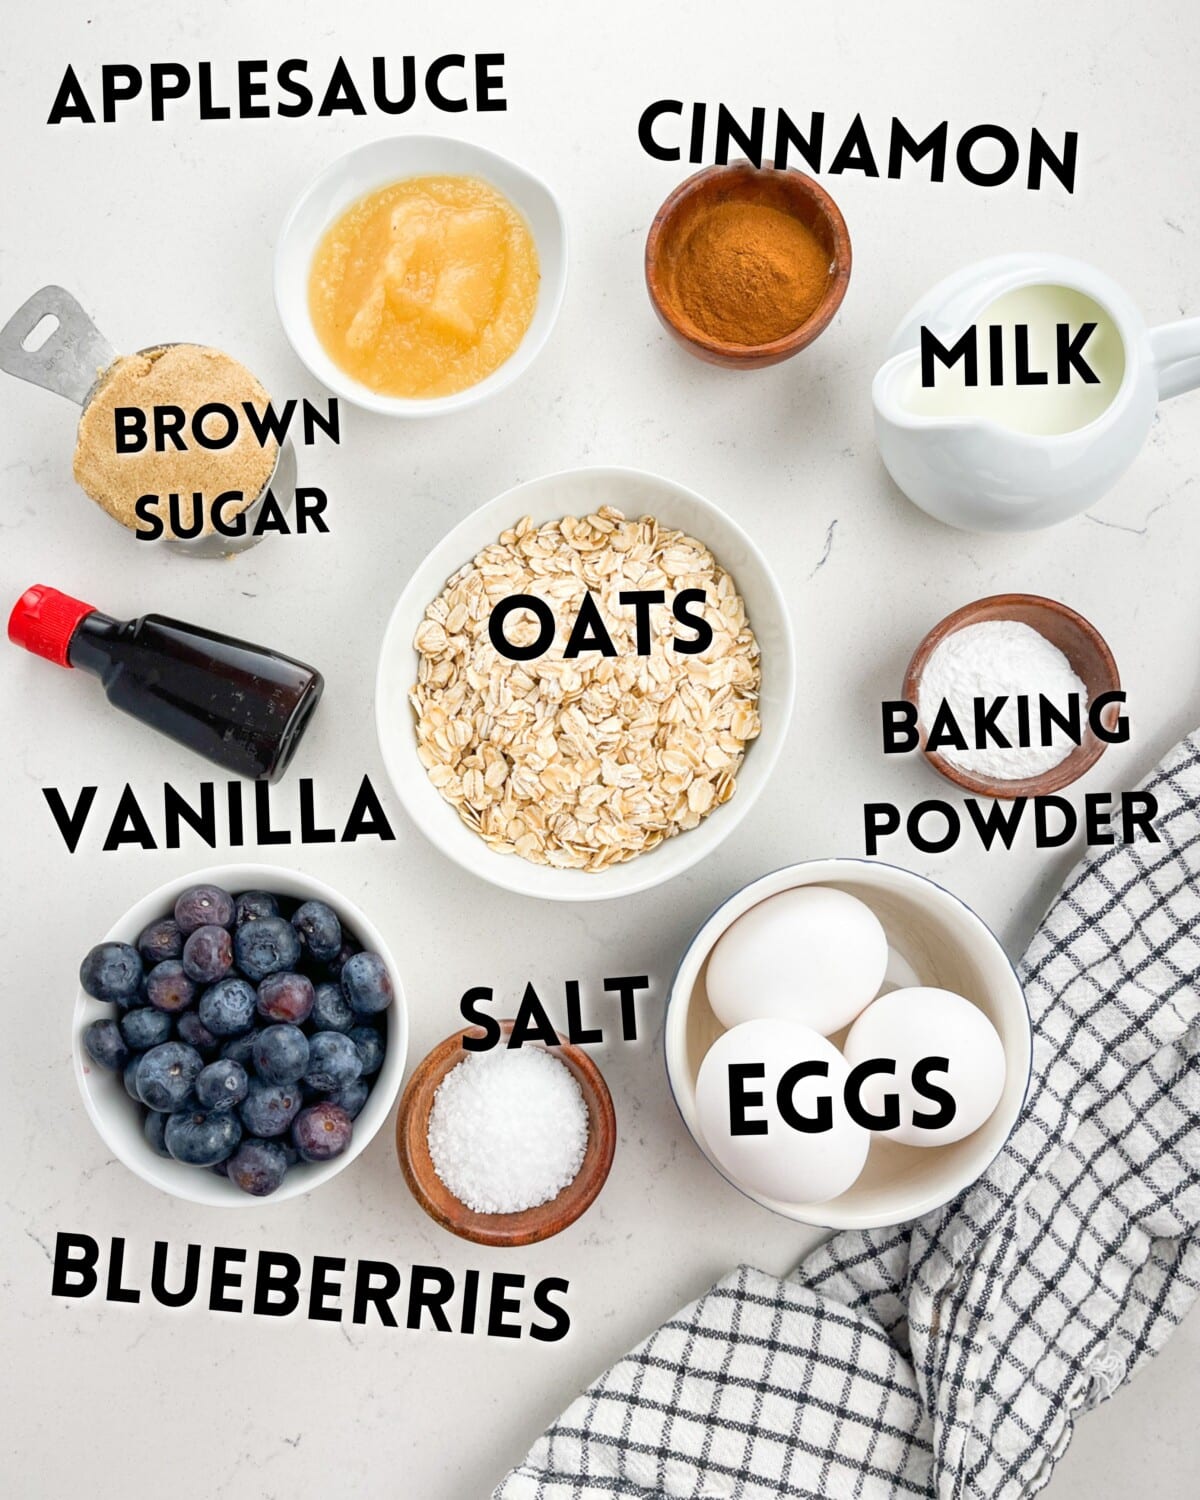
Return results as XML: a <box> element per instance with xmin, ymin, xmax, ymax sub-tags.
<box><xmin>872</xmin><ymin>253</ymin><xmax>1200</xmax><ymax>532</ymax></box>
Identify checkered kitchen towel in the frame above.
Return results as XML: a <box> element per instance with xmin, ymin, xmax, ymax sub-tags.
<box><xmin>495</xmin><ymin>734</ymin><xmax>1200</xmax><ymax>1499</ymax></box>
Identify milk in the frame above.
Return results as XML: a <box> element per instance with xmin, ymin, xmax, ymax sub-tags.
<box><xmin>903</xmin><ymin>284</ymin><xmax>1126</xmax><ymax>435</ymax></box>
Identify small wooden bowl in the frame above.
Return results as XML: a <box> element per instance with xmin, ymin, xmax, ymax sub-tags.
<box><xmin>645</xmin><ymin>161</ymin><xmax>851</xmax><ymax>368</ymax></box>
<box><xmin>902</xmin><ymin>593</ymin><xmax>1121</xmax><ymax>801</ymax></box>
<box><xmin>396</xmin><ymin>1020</ymin><xmax>616</xmax><ymax>1247</ymax></box>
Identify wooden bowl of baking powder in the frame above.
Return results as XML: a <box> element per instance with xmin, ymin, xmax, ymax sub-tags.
<box><xmin>903</xmin><ymin>593</ymin><xmax>1121</xmax><ymax>801</ymax></box>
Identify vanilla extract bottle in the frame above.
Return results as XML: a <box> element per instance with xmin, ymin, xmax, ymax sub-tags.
<box><xmin>8</xmin><ymin>584</ymin><xmax>322</xmax><ymax>780</ymax></box>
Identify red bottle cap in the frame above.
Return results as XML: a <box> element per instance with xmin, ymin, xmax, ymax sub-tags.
<box><xmin>7</xmin><ymin>585</ymin><xmax>95</xmax><ymax>667</ymax></box>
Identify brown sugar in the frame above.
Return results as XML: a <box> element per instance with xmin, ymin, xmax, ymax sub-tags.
<box><xmin>72</xmin><ymin>344</ymin><xmax>278</xmax><ymax>536</ymax></box>
<box><xmin>667</xmin><ymin>199</ymin><xmax>832</xmax><ymax>347</ymax></box>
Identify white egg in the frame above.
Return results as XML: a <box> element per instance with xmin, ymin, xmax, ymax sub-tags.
<box><xmin>880</xmin><ymin>946</ymin><xmax>922</xmax><ymax>996</ymax></box>
<box><xmin>694</xmin><ymin>1019</ymin><xmax>871</xmax><ymax>1204</ymax></box>
<box><xmin>705</xmin><ymin>886</ymin><xmax>889</xmax><ymax>1036</ymax></box>
<box><xmin>842</xmin><ymin>986</ymin><xmax>1007</xmax><ymax>1147</ymax></box>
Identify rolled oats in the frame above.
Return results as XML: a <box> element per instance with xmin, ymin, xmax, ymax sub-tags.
<box><xmin>410</xmin><ymin>507</ymin><xmax>761</xmax><ymax>870</ymax></box>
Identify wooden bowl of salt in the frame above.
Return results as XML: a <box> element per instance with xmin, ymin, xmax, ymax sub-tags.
<box><xmin>396</xmin><ymin>1019</ymin><xmax>616</xmax><ymax>1247</ymax></box>
<box><xmin>645</xmin><ymin>161</ymin><xmax>852</xmax><ymax>368</ymax></box>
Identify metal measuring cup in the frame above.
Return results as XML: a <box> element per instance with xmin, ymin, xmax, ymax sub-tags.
<box><xmin>0</xmin><ymin>285</ymin><xmax>295</xmax><ymax>558</ymax></box>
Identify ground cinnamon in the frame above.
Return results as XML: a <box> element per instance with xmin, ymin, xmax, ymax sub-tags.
<box><xmin>667</xmin><ymin>199</ymin><xmax>832</xmax><ymax>346</ymax></box>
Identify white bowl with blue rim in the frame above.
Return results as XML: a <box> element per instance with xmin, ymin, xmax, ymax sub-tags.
<box><xmin>665</xmin><ymin>859</ymin><xmax>1032</xmax><ymax>1229</ymax></box>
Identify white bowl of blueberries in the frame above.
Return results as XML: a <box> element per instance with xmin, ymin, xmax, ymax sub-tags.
<box><xmin>75</xmin><ymin>865</ymin><xmax>408</xmax><ymax>1205</ymax></box>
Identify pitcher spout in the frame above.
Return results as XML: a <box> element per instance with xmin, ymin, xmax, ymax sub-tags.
<box><xmin>871</xmin><ymin>347</ymin><xmax>995</xmax><ymax>436</ymax></box>
<box><xmin>872</xmin><ymin>349</ymin><xmax>939</xmax><ymax>429</ymax></box>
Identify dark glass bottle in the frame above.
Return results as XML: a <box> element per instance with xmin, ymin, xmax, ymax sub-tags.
<box><xmin>8</xmin><ymin>585</ymin><xmax>323</xmax><ymax>781</ymax></box>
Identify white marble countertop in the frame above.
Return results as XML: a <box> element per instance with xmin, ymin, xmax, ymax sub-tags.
<box><xmin>2</xmin><ymin>1</ymin><xmax>1197</xmax><ymax>1495</ymax></box>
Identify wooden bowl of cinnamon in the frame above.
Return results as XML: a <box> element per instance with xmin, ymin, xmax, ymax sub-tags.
<box><xmin>645</xmin><ymin>162</ymin><xmax>852</xmax><ymax>368</ymax></box>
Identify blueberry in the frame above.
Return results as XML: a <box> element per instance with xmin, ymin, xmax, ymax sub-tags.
<box><xmin>330</xmin><ymin>1077</ymin><xmax>370</xmax><ymax>1120</ymax></box>
<box><xmin>256</xmin><ymin>971</ymin><xmax>314</xmax><ymax>1025</ymax></box>
<box><xmin>211</xmin><ymin>1158</ymin><xmax>229</xmax><ymax>1177</ymax></box>
<box><xmin>182</xmin><ymin>924</ymin><xmax>233</xmax><ymax>984</ymax></box>
<box><xmin>303</xmin><ymin>1031</ymin><xmax>362</xmax><ymax>1093</ymax></box>
<box><xmin>176</xmin><ymin>1009</ymin><xmax>220</xmax><ymax>1056</ymax></box>
<box><xmin>341</xmin><ymin>952</ymin><xmax>393</xmax><ymax>1016</ymax></box>
<box><xmin>79</xmin><ymin>942</ymin><xmax>143</xmax><ymax>1005</ymax></box>
<box><xmin>83</xmin><ymin>1018</ymin><xmax>129</xmax><ymax>1071</ymax></box>
<box><xmin>349</xmin><ymin>1025</ymin><xmax>385</xmax><ymax>1078</ymax></box>
<box><xmin>291</xmin><ymin>900</ymin><xmax>342</xmax><ymax>963</ymax></box>
<box><xmin>119</xmin><ymin>1006</ymin><xmax>173</xmax><ymax>1052</ymax></box>
<box><xmin>220</xmin><ymin>1031</ymin><xmax>258</xmax><ymax>1069</ymax></box>
<box><xmin>198</xmin><ymin>976</ymin><xmax>257</xmax><ymax>1036</ymax></box>
<box><xmin>195</xmin><ymin>1059</ymin><xmax>249</xmax><ymax>1112</ymax></box>
<box><xmin>145</xmin><ymin>960</ymin><xmax>197</xmax><ymax>1015</ymax></box>
<box><xmin>234</xmin><ymin>890</ymin><xmax>279</xmax><ymax>925</ymax></box>
<box><xmin>239</xmin><ymin>1077</ymin><xmax>302</xmax><ymax>1138</ymax></box>
<box><xmin>252</xmin><ymin>1024</ymin><xmax>310</xmax><ymax>1085</ymax></box>
<box><xmin>292</xmin><ymin>1101</ymin><xmax>353</xmax><ymax>1162</ymax></box>
<box><xmin>123</xmin><ymin>1057</ymin><xmax>143</xmax><ymax>1101</ymax></box>
<box><xmin>227</xmin><ymin>1138</ymin><xmax>289</xmax><ymax>1197</ymax></box>
<box><xmin>137</xmin><ymin>918</ymin><xmax>183</xmax><ymax>966</ymax></box>
<box><xmin>165</xmin><ymin>1107</ymin><xmax>242</xmax><ymax>1167</ymax></box>
<box><xmin>234</xmin><ymin>916</ymin><xmax>302</xmax><ymax>982</ymax></box>
<box><xmin>135</xmin><ymin>1041</ymin><xmax>204</xmax><ymax>1112</ymax></box>
<box><xmin>321</xmin><ymin>934</ymin><xmax>362</xmax><ymax>980</ymax></box>
<box><xmin>310</xmin><ymin>981</ymin><xmax>355</xmax><ymax>1034</ymax></box>
<box><xmin>174</xmin><ymin>884</ymin><xmax>235</xmax><ymax>934</ymax></box>
<box><xmin>144</xmin><ymin>1109</ymin><xmax>171</xmax><ymax>1157</ymax></box>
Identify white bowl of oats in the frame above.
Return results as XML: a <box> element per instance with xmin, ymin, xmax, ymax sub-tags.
<box><xmin>375</xmin><ymin>467</ymin><xmax>795</xmax><ymax>900</ymax></box>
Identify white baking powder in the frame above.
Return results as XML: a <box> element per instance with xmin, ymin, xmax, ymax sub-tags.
<box><xmin>427</xmin><ymin>1046</ymin><xmax>589</xmax><ymax>1215</ymax></box>
<box><xmin>917</xmin><ymin>619</ymin><xmax>1089</xmax><ymax>780</ymax></box>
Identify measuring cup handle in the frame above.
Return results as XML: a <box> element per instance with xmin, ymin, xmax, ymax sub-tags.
<box><xmin>0</xmin><ymin>285</ymin><xmax>117</xmax><ymax>406</ymax></box>
<box><xmin>1149</xmin><ymin>317</ymin><xmax>1200</xmax><ymax>401</ymax></box>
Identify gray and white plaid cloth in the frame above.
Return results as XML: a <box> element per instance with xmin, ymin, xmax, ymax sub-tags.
<box><xmin>495</xmin><ymin>733</ymin><xmax>1200</xmax><ymax>1499</ymax></box>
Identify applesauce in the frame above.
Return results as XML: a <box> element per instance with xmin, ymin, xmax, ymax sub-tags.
<box><xmin>308</xmin><ymin>175</ymin><xmax>540</xmax><ymax>398</ymax></box>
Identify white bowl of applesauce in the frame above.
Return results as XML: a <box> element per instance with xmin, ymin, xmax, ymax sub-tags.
<box><xmin>274</xmin><ymin>135</ymin><xmax>567</xmax><ymax>416</ymax></box>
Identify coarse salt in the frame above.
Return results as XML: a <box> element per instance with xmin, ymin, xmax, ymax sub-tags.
<box><xmin>918</xmin><ymin>619</ymin><xmax>1089</xmax><ymax>780</ymax></box>
<box><xmin>427</xmin><ymin>1046</ymin><xmax>589</xmax><ymax>1215</ymax></box>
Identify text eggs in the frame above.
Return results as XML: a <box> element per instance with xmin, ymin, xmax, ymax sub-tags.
<box><xmin>843</xmin><ymin>986</ymin><xmax>1006</xmax><ymax>1147</ymax></box>
<box><xmin>705</xmin><ymin>886</ymin><xmax>888</xmax><ymax>1035</ymax></box>
<box><xmin>694</xmin><ymin>1019</ymin><xmax>870</xmax><ymax>1204</ymax></box>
